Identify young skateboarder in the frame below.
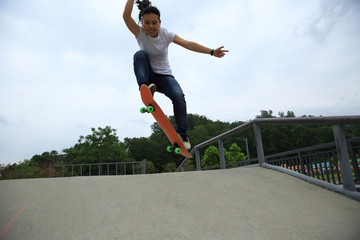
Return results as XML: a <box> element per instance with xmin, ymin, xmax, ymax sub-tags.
<box><xmin>123</xmin><ymin>0</ymin><xmax>228</xmax><ymax>149</ymax></box>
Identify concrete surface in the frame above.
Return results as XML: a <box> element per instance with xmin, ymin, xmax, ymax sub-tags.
<box><xmin>0</xmin><ymin>167</ymin><xmax>359</xmax><ymax>240</ymax></box>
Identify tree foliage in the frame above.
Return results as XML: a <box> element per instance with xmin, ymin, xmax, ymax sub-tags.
<box><xmin>201</xmin><ymin>143</ymin><xmax>246</xmax><ymax>168</ymax></box>
<box><xmin>63</xmin><ymin>126</ymin><xmax>128</xmax><ymax>164</ymax></box>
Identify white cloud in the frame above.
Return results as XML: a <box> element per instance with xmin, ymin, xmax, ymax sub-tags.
<box><xmin>88</xmin><ymin>0</ymin><xmax>123</xmax><ymax>28</ymax></box>
<box><xmin>299</xmin><ymin>0</ymin><xmax>360</xmax><ymax>42</ymax></box>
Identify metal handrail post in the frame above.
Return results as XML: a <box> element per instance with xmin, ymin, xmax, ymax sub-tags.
<box><xmin>142</xmin><ymin>160</ymin><xmax>146</xmax><ymax>174</ymax></box>
<box><xmin>332</xmin><ymin>124</ymin><xmax>356</xmax><ymax>191</ymax></box>
<box><xmin>253</xmin><ymin>123</ymin><xmax>265</xmax><ymax>166</ymax></box>
<box><xmin>245</xmin><ymin>138</ymin><xmax>250</xmax><ymax>162</ymax></box>
<box><xmin>218</xmin><ymin>139</ymin><xmax>226</xmax><ymax>169</ymax></box>
<box><xmin>195</xmin><ymin>148</ymin><xmax>201</xmax><ymax>171</ymax></box>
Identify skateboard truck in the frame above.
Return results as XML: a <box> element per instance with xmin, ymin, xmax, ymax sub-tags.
<box><xmin>140</xmin><ymin>104</ymin><xmax>155</xmax><ymax>114</ymax></box>
<box><xmin>167</xmin><ymin>144</ymin><xmax>181</xmax><ymax>155</ymax></box>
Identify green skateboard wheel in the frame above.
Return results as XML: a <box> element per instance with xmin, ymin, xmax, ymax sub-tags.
<box><xmin>147</xmin><ymin>106</ymin><xmax>154</xmax><ymax>113</ymax></box>
<box><xmin>175</xmin><ymin>148</ymin><xmax>181</xmax><ymax>154</ymax></box>
<box><xmin>167</xmin><ymin>146</ymin><xmax>173</xmax><ymax>152</ymax></box>
<box><xmin>140</xmin><ymin>107</ymin><xmax>146</xmax><ymax>114</ymax></box>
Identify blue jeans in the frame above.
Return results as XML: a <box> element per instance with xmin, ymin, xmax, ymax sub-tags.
<box><xmin>133</xmin><ymin>50</ymin><xmax>188</xmax><ymax>135</ymax></box>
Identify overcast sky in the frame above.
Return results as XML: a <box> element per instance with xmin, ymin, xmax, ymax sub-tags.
<box><xmin>1</xmin><ymin>0</ymin><xmax>359</xmax><ymax>165</ymax></box>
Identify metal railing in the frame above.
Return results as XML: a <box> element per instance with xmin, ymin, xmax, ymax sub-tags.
<box><xmin>49</xmin><ymin>160</ymin><xmax>146</xmax><ymax>178</ymax></box>
<box><xmin>266</xmin><ymin>137</ymin><xmax>360</xmax><ymax>185</ymax></box>
<box><xmin>176</xmin><ymin>115</ymin><xmax>360</xmax><ymax>201</ymax></box>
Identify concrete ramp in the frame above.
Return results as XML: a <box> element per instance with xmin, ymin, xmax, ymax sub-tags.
<box><xmin>1</xmin><ymin>167</ymin><xmax>359</xmax><ymax>240</ymax></box>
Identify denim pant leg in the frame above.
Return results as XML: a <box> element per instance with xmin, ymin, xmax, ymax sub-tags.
<box><xmin>133</xmin><ymin>50</ymin><xmax>155</xmax><ymax>88</ymax></box>
<box><xmin>155</xmin><ymin>75</ymin><xmax>188</xmax><ymax>135</ymax></box>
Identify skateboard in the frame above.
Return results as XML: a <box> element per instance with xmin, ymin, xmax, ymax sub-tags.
<box><xmin>140</xmin><ymin>85</ymin><xmax>192</xmax><ymax>158</ymax></box>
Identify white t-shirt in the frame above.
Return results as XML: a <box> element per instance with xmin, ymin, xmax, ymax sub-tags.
<box><xmin>136</xmin><ymin>26</ymin><xmax>175</xmax><ymax>75</ymax></box>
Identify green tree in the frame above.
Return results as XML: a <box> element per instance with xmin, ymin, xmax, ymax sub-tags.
<box><xmin>257</xmin><ymin>110</ymin><xmax>275</xmax><ymax>118</ymax></box>
<box><xmin>30</xmin><ymin>151</ymin><xmax>62</xmax><ymax>177</ymax></box>
<box><xmin>135</xmin><ymin>160</ymin><xmax>155</xmax><ymax>174</ymax></box>
<box><xmin>164</xmin><ymin>162</ymin><xmax>177</xmax><ymax>172</ymax></box>
<box><xmin>278</xmin><ymin>111</ymin><xmax>295</xmax><ymax>118</ymax></box>
<box><xmin>0</xmin><ymin>164</ymin><xmax>17</xmax><ymax>180</ymax></box>
<box><xmin>124</xmin><ymin>137</ymin><xmax>152</xmax><ymax>162</ymax></box>
<box><xmin>31</xmin><ymin>151</ymin><xmax>58</xmax><ymax>165</ymax></box>
<box><xmin>201</xmin><ymin>143</ymin><xmax>246</xmax><ymax>169</ymax></box>
<box><xmin>144</xmin><ymin>160</ymin><xmax>156</xmax><ymax>173</ymax></box>
<box><xmin>201</xmin><ymin>146</ymin><xmax>220</xmax><ymax>168</ymax></box>
<box><xmin>63</xmin><ymin>126</ymin><xmax>127</xmax><ymax>164</ymax></box>
<box><xmin>14</xmin><ymin>160</ymin><xmax>40</xmax><ymax>179</ymax></box>
<box><xmin>226</xmin><ymin>143</ymin><xmax>246</xmax><ymax>164</ymax></box>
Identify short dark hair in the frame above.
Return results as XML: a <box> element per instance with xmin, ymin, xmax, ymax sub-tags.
<box><xmin>136</xmin><ymin>0</ymin><xmax>161</xmax><ymax>23</ymax></box>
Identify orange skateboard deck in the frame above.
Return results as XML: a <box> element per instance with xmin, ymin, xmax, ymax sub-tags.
<box><xmin>140</xmin><ymin>85</ymin><xmax>192</xmax><ymax>158</ymax></box>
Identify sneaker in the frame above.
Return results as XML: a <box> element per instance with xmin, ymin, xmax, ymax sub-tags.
<box><xmin>148</xmin><ymin>84</ymin><xmax>156</xmax><ymax>96</ymax></box>
<box><xmin>178</xmin><ymin>134</ymin><xmax>191</xmax><ymax>150</ymax></box>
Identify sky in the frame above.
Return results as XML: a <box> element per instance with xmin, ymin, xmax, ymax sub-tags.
<box><xmin>1</xmin><ymin>0</ymin><xmax>359</xmax><ymax>165</ymax></box>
